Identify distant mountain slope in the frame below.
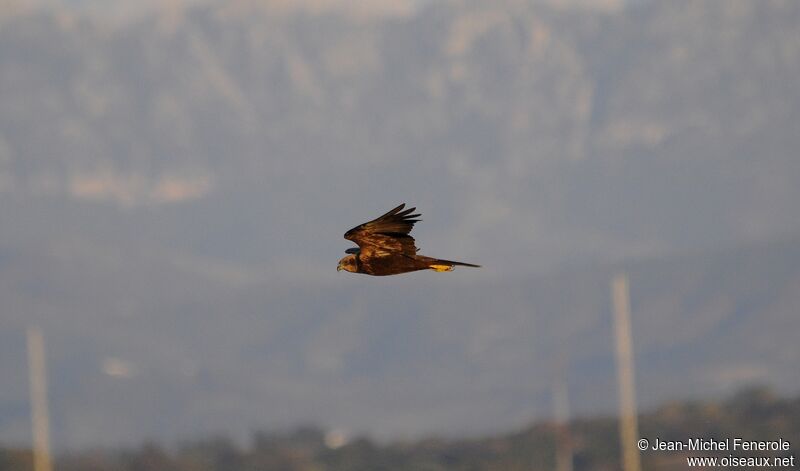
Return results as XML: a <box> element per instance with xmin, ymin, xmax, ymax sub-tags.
<box><xmin>1</xmin><ymin>0</ymin><xmax>799</xmax><ymax>267</ymax></box>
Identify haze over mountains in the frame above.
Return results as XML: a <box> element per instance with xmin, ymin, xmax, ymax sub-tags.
<box><xmin>1</xmin><ymin>0</ymin><xmax>799</xmax><ymax>449</ymax></box>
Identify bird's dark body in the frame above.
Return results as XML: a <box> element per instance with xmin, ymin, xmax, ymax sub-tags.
<box><xmin>355</xmin><ymin>253</ymin><xmax>427</xmax><ymax>276</ymax></box>
<box><xmin>337</xmin><ymin>204</ymin><xmax>480</xmax><ymax>276</ymax></box>
<box><xmin>355</xmin><ymin>253</ymin><xmax>465</xmax><ymax>276</ymax></box>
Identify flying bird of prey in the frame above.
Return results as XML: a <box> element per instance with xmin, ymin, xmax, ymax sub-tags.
<box><xmin>337</xmin><ymin>204</ymin><xmax>480</xmax><ymax>276</ymax></box>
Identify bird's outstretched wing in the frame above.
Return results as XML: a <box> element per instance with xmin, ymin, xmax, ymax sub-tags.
<box><xmin>344</xmin><ymin>204</ymin><xmax>421</xmax><ymax>256</ymax></box>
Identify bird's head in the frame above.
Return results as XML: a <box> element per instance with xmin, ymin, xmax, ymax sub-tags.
<box><xmin>337</xmin><ymin>254</ymin><xmax>358</xmax><ymax>273</ymax></box>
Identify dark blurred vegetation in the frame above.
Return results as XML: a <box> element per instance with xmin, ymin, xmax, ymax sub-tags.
<box><xmin>2</xmin><ymin>386</ymin><xmax>797</xmax><ymax>471</ymax></box>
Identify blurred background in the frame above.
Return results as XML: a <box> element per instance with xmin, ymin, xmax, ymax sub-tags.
<box><xmin>1</xmin><ymin>0</ymin><xmax>800</xmax><ymax>469</ymax></box>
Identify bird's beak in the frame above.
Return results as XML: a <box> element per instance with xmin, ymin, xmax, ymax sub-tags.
<box><xmin>337</xmin><ymin>265</ymin><xmax>342</xmax><ymax>272</ymax></box>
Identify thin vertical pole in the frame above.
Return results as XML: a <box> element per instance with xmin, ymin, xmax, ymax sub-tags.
<box><xmin>27</xmin><ymin>327</ymin><xmax>53</xmax><ymax>471</ymax></box>
<box><xmin>552</xmin><ymin>376</ymin><xmax>573</xmax><ymax>471</ymax></box>
<box><xmin>612</xmin><ymin>274</ymin><xmax>641</xmax><ymax>471</ymax></box>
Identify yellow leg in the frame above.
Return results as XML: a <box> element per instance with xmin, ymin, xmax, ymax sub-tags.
<box><xmin>430</xmin><ymin>264</ymin><xmax>454</xmax><ymax>272</ymax></box>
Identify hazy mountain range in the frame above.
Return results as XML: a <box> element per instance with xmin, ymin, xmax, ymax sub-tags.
<box><xmin>1</xmin><ymin>0</ymin><xmax>799</xmax><ymax>449</ymax></box>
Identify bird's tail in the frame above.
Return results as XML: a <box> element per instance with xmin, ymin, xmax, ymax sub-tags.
<box><xmin>427</xmin><ymin>258</ymin><xmax>481</xmax><ymax>272</ymax></box>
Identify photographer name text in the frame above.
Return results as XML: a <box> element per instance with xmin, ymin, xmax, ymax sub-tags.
<box><xmin>650</xmin><ymin>437</ymin><xmax>791</xmax><ymax>452</ymax></box>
